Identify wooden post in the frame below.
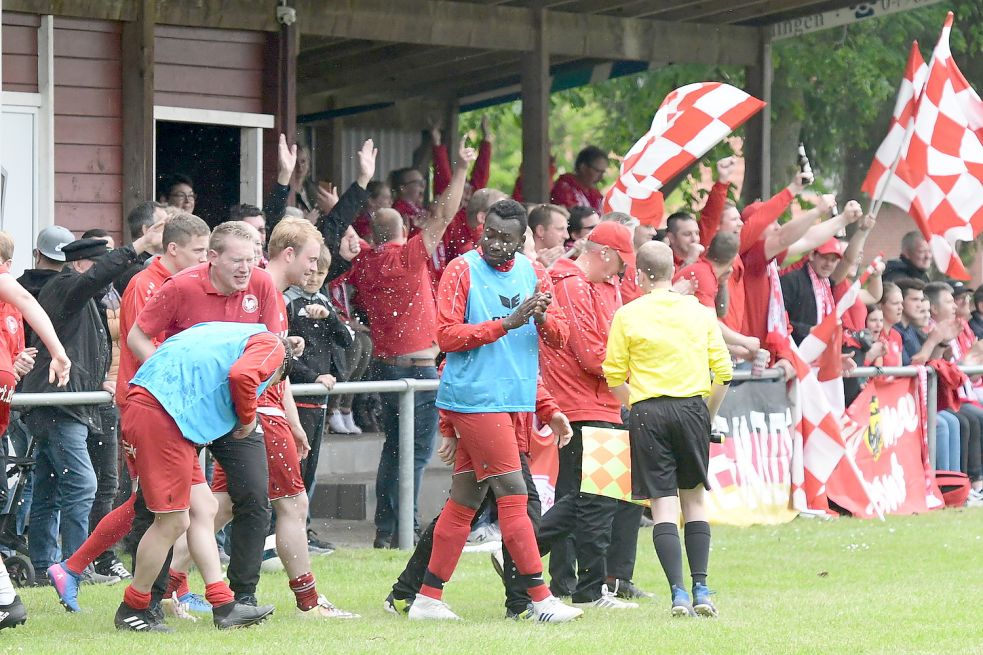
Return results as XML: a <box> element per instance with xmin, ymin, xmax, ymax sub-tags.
<box><xmin>521</xmin><ymin>7</ymin><xmax>549</xmax><ymax>204</ymax></box>
<box><xmin>742</xmin><ymin>27</ymin><xmax>771</xmax><ymax>203</ymax></box>
<box><xmin>121</xmin><ymin>0</ymin><xmax>155</xmax><ymax>227</ymax></box>
<box><xmin>277</xmin><ymin>12</ymin><xmax>298</xmax><ymax>142</ymax></box>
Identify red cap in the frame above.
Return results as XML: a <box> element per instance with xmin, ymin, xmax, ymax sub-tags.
<box><xmin>588</xmin><ymin>222</ymin><xmax>636</xmax><ymax>268</ymax></box>
<box><xmin>814</xmin><ymin>237</ymin><xmax>844</xmax><ymax>258</ymax></box>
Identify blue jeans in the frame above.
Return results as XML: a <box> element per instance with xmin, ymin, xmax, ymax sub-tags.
<box><xmin>936</xmin><ymin>410</ymin><xmax>961</xmax><ymax>472</ymax></box>
<box><xmin>6</xmin><ymin>414</ymin><xmax>34</xmax><ymax>535</ymax></box>
<box><xmin>25</xmin><ymin>408</ymin><xmax>97</xmax><ymax>570</ymax></box>
<box><xmin>372</xmin><ymin>360</ymin><xmax>438</xmax><ymax>539</ymax></box>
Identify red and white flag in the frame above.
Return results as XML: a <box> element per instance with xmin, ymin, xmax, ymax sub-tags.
<box><xmin>788</xmin><ymin>260</ymin><xmax>882</xmax><ymax>513</ymax></box>
<box><xmin>864</xmin><ymin>13</ymin><xmax>983</xmax><ymax>280</ymax></box>
<box><xmin>603</xmin><ymin>82</ymin><xmax>765</xmax><ymax>225</ymax></box>
<box><xmin>861</xmin><ymin>42</ymin><xmax>928</xmax><ymax>199</ymax></box>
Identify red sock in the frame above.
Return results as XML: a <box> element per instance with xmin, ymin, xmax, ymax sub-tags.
<box><xmin>497</xmin><ymin>494</ymin><xmax>549</xmax><ymax>602</ymax></box>
<box><xmin>204</xmin><ymin>581</ymin><xmax>235</xmax><ymax>608</ymax></box>
<box><xmin>288</xmin><ymin>571</ymin><xmax>319</xmax><ymax>610</ymax></box>
<box><xmin>165</xmin><ymin>569</ymin><xmax>190</xmax><ymax>598</ymax></box>
<box><xmin>123</xmin><ymin>584</ymin><xmax>151</xmax><ymax>610</ymax></box>
<box><xmin>420</xmin><ymin>499</ymin><xmax>476</xmax><ymax>600</ymax></box>
<box><xmin>65</xmin><ymin>495</ymin><xmax>136</xmax><ymax>576</ymax></box>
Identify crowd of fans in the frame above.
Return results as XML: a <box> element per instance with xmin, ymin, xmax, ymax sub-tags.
<box><xmin>0</xmin><ymin>117</ymin><xmax>980</xmax><ymax>631</ymax></box>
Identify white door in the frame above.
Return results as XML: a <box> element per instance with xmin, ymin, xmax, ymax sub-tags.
<box><xmin>0</xmin><ymin>104</ymin><xmax>40</xmax><ymax>276</ymax></box>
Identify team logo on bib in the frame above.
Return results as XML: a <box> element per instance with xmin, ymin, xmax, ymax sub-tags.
<box><xmin>242</xmin><ymin>294</ymin><xmax>259</xmax><ymax>314</ymax></box>
<box><xmin>5</xmin><ymin>316</ymin><xmax>18</xmax><ymax>334</ymax></box>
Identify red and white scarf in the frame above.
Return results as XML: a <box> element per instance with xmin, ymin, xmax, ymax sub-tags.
<box><xmin>806</xmin><ymin>263</ymin><xmax>835</xmax><ymax>325</ymax></box>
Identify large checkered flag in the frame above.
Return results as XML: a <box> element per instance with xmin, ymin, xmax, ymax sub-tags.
<box><xmin>865</xmin><ymin>12</ymin><xmax>983</xmax><ymax>280</ymax></box>
<box><xmin>603</xmin><ymin>82</ymin><xmax>765</xmax><ymax>225</ymax></box>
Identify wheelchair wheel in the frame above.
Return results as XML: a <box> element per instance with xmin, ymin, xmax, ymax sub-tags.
<box><xmin>2</xmin><ymin>553</ymin><xmax>35</xmax><ymax>587</ymax></box>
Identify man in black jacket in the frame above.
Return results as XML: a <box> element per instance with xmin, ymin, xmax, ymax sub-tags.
<box><xmin>22</xmin><ymin>225</ymin><xmax>162</xmax><ymax>575</ymax></box>
<box><xmin>780</xmin><ymin>238</ymin><xmax>843</xmax><ymax>345</ymax></box>
<box><xmin>882</xmin><ymin>231</ymin><xmax>932</xmax><ymax>284</ymax></box>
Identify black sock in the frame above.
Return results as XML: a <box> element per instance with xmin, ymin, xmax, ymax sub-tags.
<box><xmin>684</xmin><ymin>521</ymin><xmax>711</xmax><ymax>587</ymax></box>
<box><xmin>652</xmin><ymin>522</ymin><xmax>685</xmax><ymax>590</ymax></box>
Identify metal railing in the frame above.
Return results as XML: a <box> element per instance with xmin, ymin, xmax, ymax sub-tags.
<box><xmin>11</xmin><ymin>364</ymin><xmax>972</xmax><ymax>549</ymax></box>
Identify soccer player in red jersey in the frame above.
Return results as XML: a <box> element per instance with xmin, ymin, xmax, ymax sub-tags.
<box><xmin>407</xmin><ymin>199</ymin><xmax>580</xmax><ymax>622</ymax></box>
<box><xmin>211</xmin><ymin>218</ymin><xmax>357</xmax><ymax>619</ymax></box>
<box><xmin>0</xmin><ymin>231</ymin><xmax>71</xmax><ymax>630</ymax></box>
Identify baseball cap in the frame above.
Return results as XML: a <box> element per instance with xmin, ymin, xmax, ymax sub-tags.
<box><xmin>588</xmin><ymin>221</ymin><xmax>636</xmax><ymax>268</ymax></box>
<box><xmin>814</xmin><ymin>237</ymin><xmax>844</xmax><ymax>258</ymax></box>
<box><xmin>948</xmin><ymin>280</ymin><xmax>973</xmax><ymax>297</ymax></box>
<box><xmin>63</xmin><ymin>238</ymin><xmax>110</xmax><ymax>262</ymax></box>
<box><xmin>35</xmin><ymin>225</ymin><xmax>76</xmax><ymax>262</ymax></box>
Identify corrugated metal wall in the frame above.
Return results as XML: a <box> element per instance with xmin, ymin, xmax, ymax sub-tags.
<box><xmin>339</xmin><ymin>126</ymin><xmax>420</xmax><ymax>189</ymax></box>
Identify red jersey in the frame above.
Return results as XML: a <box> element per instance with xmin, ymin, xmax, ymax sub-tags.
<box><xmin>257</xmin><ymin>292</ymin><xmax>289</xmax><ymax>409</ymax></box>
<box><xmin>435</xmin><ymin>254</ymin><xmax>568</xmax><ymax>354</ymax></box>
<box><xmin>135</xmin><ymin>262</ymin><xmax>285</xmax><ymax>342</ymax></box>
<box><xmin>116</xmin><ymin>257</ymin><xmax>173</xmax><ymax>407</ymax></box>
<box><xmin>673</xmin><ymin>258</ymin><xmax>719</xmax><ymax>311</ymax></box>
<box><xmin>549</xmin><ymin>173</ymin><xmax>603</xmax><ymax>211</ymax></box>
<box><xmin>0</xmin><ymin>265</ymin><xmax>24</xmax><ymax>370</ymax></box>
<box><xmin>348</xmin><ymin>234</ymin><xmax>437</xmax><ymax>358</ymax></box>
<box><xmin>540</xmin><ymin>258</ymin><xmax>620</xmax><ymax>423</ymax></box>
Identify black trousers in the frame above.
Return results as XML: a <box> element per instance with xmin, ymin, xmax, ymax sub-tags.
<box><xmin>392</xmin><ymin>453</ymin><xmax>541</xmax><ymax>614</ymax></box>
<box><xmin>87</xmin><ymin>404</ymin><xmax>120</xmax><ymax>557</ymax></box>
<box><xmin>130</xmin><ymin>430</ymin><xmax>271</xmax><ymax>599</ymax></box>
<box><xmin>538</xmin><ymin>420</ymin><xmax>641</xmax><ymax>601</ymax></box>
<box><xmin>298</xmin><ymin>403</ymin><xmax>327</xmax><ymax>493</ymax></box>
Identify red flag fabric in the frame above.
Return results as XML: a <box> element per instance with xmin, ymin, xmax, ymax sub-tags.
<box><xmin>867</xmin><ymin>13</ymin><xmax>983</xmax><ymax>280</ymax></box>
<box><xmin>603</xmin><ymin>82</ymin><xmax>765</xmax><ymax>226</ymax></box>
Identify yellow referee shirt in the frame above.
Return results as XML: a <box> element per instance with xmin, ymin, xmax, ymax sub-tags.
<box><xmin>603</xmin><ymin>289</ymin><xmax>733</xmax><ymax>406</ymax></box>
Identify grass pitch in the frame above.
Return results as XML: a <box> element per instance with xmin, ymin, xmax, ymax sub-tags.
<box><xmin>4</xmin><ymin>509</ymin><xmax>982</xmax><ymax>655</ymax></box>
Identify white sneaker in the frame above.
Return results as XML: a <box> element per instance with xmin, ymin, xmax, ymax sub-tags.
<box><xmin>298</xmin><ymin>595</ymin><xmax>360</xmax><ymax>619</ymax></box>
<box><xmin>531</xmin><ymin>595</ymin><xmax>584</xmax><ymax>623</ymax></box>
<box><xmin>328</xmin><ymin>410</ymin><xmax>352</xmax><ymax>434</ymax></box>
<box><xmin>340</xmin><ymin>412</ymin><xmax>362</xmax><ymax>435</ymax></box>
<box><xmin>573</xmin><ymin>585</ymin><xmax>639</xmax><ymax>609</ymax></box>
<box><xmin>967</xmin><ymin>489</ymin><xmax>983</xmax><ymax>507</ymax></box>
<box><xmin>407</xmin><ymin>594</ymin><xmax>461</xmax><ymax>621</ymax></box>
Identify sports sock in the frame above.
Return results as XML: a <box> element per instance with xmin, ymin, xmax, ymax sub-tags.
<box><xmin>203</xmin><ymin>581</ymin><xmax>235</xmax><ymax>608</ymax></box>
<box><xmin>0</xmin><ymin>561</ymin><xmax>16</xmax><ymax>605</ymax></box>
<box><xmin>123</xmin><ymin>584</ymin><xmax>151</xmax><ymax>610</ymax></box>
<box><xmin>496</xmin><ymin>495</ymin><xmax>549</xmax><ymax>602</ymax></box>
<box><xmin>419</xmin><ymin>499</ymin><xmax>476</xmax><ymax>600</ymax></box>
<box><xmin>684</xmin><ymin>521</ymin><xmax>711</xmax><ymax>587</ymax></box>
<box><xmin>65</xmin><ymin>495</ymin><xmax>136</xmax><ymax>576</ymax></box>
<box><xmin>165</xmin><ymin>569</ymin><xmax>190</xmax><ymax>598</ymax></box>
<box><xmin>652</xmin><ymin>522</ymin><xmax>685</xmax><ymax>590</ymax></box>
<box><xmin>289</xmin><ymin>571</ymin><xmax>319</xmax><ymax>611</ymax></box>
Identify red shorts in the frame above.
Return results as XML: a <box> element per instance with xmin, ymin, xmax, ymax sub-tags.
<box><xmin>444</xmin><ymin>411</ymin><xmax>522</xmax><ymax>482</ymax></box>
<box><xmin>120</xmin><ymin>388</ymin><xmax>206</xmax><ymax>513</ymax></box>
<box><xmin>211</xmin><ymin>412</ymin><xmax>306</xmax><ymax>501</ymax></box>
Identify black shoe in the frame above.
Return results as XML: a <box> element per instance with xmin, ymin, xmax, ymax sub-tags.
<box><xmin>234</xmin><ymin>593</ymin><xmax>258</xmax><ymax>607</ymax></box>
<box><xmin>373</xmin><ymin>533</ymin><xmax>392</xmax><ymax>549</ymax></box>
<box><xmin>307</xmin><ymin>529</ymin><xmax>335</xmax><ymax>554</ymax></box>
<box><xmin>114</xmin><ymin>602</ymin><xmax>173</xmax><ymax>632</ymax></box>
<box><xmin>148</xmin><ymin>601</ymin><xmax>165</xmax><ymax>623</ymax></box>
<box><xmin>94</xmin><ymin>553</ymin><xmax>132</xmax><ymax>580</ymax></box>
<box><xmin>606</xmin><ymin>578</ymin><xmax>654</xmax><ymax>599</ymax></box>
<box><xmin>212</xmin><ymin>600</ymin><xmax>275</xmax><ymax>629</ymax></box>
<box><xmin>0</xmin><ymin>595</ymin><xmax>27</xmax><ymax>630</ymax></box>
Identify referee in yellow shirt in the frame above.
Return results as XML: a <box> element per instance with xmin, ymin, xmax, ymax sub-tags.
<box><xmin>603</xmin><ymin>241</ymin><xmax>732</xmax><ymax>619</ymax></box>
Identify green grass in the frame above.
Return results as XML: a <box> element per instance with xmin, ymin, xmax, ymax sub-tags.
<box><xmin>4</xmin><ymin>509</ymin><xmax>983</xmax><ymax>655</ymax></box>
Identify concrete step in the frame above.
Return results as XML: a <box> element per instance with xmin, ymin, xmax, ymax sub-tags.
<box><xmin>309</xmin><ymin>430</ymin><xmax>451</xmax><ymax>523</ymax></box>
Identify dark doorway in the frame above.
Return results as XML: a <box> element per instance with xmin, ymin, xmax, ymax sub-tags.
<box><xmin>156</xmin><ymin>121</ymin><xmax>240</xmax><ymax>228</ymax></box>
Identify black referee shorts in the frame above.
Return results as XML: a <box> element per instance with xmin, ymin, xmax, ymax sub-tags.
<box><xmin>627</xmin><ymin>396</ymin><xmax>711</xmax><ymax>500</ymax></box>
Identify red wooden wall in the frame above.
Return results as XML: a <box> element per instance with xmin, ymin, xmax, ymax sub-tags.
<box><xmin>52</xmin><ymin>17</ymin><xmax>124</xmax><ymax>243</ymax></box>
<box><xmin>1</xmin><ymin>12</ymin><xmax>39</xmax><ymax>93</ymax></box>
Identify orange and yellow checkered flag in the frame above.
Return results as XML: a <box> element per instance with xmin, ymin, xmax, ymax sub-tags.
<box><xmin>580</xmin><ymin>426</ymin><xmax>645</xmax><ymax>505</ymax></box>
